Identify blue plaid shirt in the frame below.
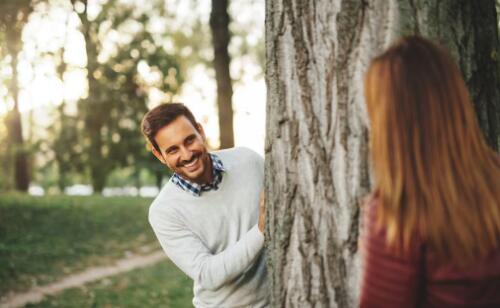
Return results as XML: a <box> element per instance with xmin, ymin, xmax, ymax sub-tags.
<box><xmin>171</xmin><ymin>153</ymin><xmax>225</xmax><ymax>197</ymax></box>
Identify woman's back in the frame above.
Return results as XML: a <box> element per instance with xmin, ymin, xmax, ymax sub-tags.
<box><xmin>360</xmin><ymin>35</ymin><xmax>500</xmax><ymax>307</ymax></box>
<box><xmin>361</xmin><ymin>198</ymin><xmax>500</xmax><ymax>308</ymax></box>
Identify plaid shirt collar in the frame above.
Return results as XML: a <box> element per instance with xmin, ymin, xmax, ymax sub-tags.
<box><xmin>171</xmin><ymin>153</ymin><xmax>225</xmax><ymax>197</ymax></box>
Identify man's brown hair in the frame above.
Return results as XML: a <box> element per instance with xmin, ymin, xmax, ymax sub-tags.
<box><xmin>141</xmin><ymin>103</ymin><xmax>199</xmax><ymax>153</ymax></box>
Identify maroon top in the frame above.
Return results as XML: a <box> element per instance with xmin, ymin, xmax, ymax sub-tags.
<box><xmin>360</xmin><ymin>199</ymin><xmax>500</xmax><ymax>308</ymax></box>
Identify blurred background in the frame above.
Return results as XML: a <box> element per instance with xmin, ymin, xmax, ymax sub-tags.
<box><xmin>0</xmin><ymin>0</ymin><xmax>264</xmax><ymax>306</ymax></box>
<box><xmin>0</xmin><ymin>0</ymin><xmax>264</xmax><ymax>196</ymax></box>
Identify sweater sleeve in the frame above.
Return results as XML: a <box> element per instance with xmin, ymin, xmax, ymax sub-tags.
<box><xmin>149</xmin><ymin>207</ymin><xmax>265</xmax><ymax>291</ymax></box>
<box><xmin>360</xmin><ymin>200</ymin><xmax>425</xmax><ymax>308</ymax></box>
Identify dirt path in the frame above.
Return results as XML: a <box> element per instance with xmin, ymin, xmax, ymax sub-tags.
<box><xmin>0</xmin><ymin>250</ymin><xmax>167</xmax><ymax>308</ymax></box>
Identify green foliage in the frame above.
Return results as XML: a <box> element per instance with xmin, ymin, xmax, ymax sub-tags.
<box><xmin>27</xmin><ymin>261</ymin><xmax>193</xmax><ymax>308</ymax></box>
<box><xmin>0</xmin><ymin>193</ymin><xmax>158</xmax><ymax>296</ymax></box>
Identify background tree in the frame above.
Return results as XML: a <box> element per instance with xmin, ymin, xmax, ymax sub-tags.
<box><xmin>265</xmin><ymin>0</ymin><xmax>500</xmax><ymax>306</ymax></box>
<box><xmin>70</xmin><ymin>0</ymin><xmax>113</xmax><ymax>193</ymax></box>
<box><xmin>210</xmin><ymin>0</ymin><xmax>234</xmax><ymax>149</ymax></box>
<box><xmin>0</xmin><ymin>0</ymin><xmax>34</xmax><ymax>191</ymax></box>
<box><xmin>49</xmin><ymin>8</ymin><xmax>80</xmax><ymax>192</ymax></box>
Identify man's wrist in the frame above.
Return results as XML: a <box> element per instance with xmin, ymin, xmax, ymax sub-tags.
<box><xmin>258</xmin><ymin>221</ymin><xmax>265</xmax><ymax>234</ymax></box>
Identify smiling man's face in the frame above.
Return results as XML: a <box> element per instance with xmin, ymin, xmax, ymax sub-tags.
<box><xmin>152</xmin><ymin>115</ymin><xmax>212</xmax><ymax>184</ymax></box>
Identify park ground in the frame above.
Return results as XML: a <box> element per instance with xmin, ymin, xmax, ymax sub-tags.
<box><xmin>0</xmin><ymin>194</ymin><xmax>192</xmax><ymax>307</ymax></box>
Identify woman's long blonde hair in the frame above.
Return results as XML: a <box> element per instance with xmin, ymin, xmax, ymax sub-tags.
<box><xmin>364</xmin><ymin>36</ymin><xmax>500</xmax><ymax>264</ymax></box>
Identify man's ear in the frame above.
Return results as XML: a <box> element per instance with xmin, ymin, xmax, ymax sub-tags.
<box><xmin>196</xmin><ymin>123</ymin><xmax>207</xmax><ymax>140</ymax></box>
<box><xmin>152</xmin><ymin>147</ymin><xmax>167</xmax><ymax>165</ymax></box>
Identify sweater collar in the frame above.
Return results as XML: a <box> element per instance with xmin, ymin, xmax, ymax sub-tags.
<box><xmin>171</xmin><ymin>153</ymin><xmax>225</xmax><ymax>197</ymax></box>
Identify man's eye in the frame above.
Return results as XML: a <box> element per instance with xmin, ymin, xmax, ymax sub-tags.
<box><xmin>167</xmin><ymin>148</ymin><xmax>178</xmax><ymax>155</ymax></box>
<box><xmin>186</xmin><ymin>137</ymin><xmax>195</xmax><ymax>144</ymax></box>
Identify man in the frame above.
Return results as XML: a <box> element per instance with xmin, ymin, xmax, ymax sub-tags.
<box><xmin>141</xmin><ymin>103</ymin><xmax>268</xmax><ymax>307</ymax></box>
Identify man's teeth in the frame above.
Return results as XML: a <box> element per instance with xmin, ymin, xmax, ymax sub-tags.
<box><xmin>184</xmin><ymin>157</ymin><xmax>198</xmax><ymax>167</ymax></box>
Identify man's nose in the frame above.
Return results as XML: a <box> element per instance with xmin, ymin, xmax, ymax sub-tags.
<box><xmin>179</xmin><ymin>146</ymin><xmax>192</xmax><ymax>162</ymax></box>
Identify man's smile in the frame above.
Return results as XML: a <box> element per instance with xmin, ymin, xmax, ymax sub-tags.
<box><xmin>178</xmin><ymin>153</ymin><xmax>202</xmax><ymax>170</ymax></box>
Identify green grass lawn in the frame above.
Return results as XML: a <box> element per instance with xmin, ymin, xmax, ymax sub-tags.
<box><xmin>25</xmin><ymin>261</ymin><xmax>193</xmax><ymax>308</ymax></box>
<box><xmin>0</xmin><ymin>193</ymin><xmax>161</xmax><ymax>296</ymax></box>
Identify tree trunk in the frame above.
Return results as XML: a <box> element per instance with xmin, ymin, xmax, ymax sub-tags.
<box><xmin>6</xmin><ymin>28</ymin><xmax>30</xmax><ymax>192</ymax></box>
<box><xmin>6</xmin><ymin>109</ymin><xmax>30</xmax><ymax>192</ymax></box>
<box><xmin>265</xmin><ymin>0</ymin><xmax>500</xmax><ymax>306</ymax></box>
<box><xmin>55</xmin><ymin>15</ymin><xmax>71</xmax><ymax>192</ymax></box>
<box><xmin>56</xmin><ymin>103</ymin><xmax>67</xmax><ymax>192</ymax></box>
<box><xmin>210</xmin><ymin>0</ymin><xmax>235</xmax><ymax>149</ymax></box>
<box><xmin>72</xmin><ymin>0</ymin><xmax>109</xmax><ymax>193</ymax></box>
<box><xmin>399</xmin><ymin>0</ymin><xmax>500</xmax><ymax>151</ymax></box>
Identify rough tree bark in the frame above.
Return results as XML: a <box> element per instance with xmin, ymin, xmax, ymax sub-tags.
<box><xmin>265</xmin><ymin>0</ymin><xmax>500</xmax><ymax>307</ymax></box>
<box><xmin>210</xmin><ymin>0</ymin><xmax>235</xmax><ymax>149</ymax></box>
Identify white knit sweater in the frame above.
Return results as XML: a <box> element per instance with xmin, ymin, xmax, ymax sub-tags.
<box><xmin>149</xmin><ymin>147</ymin><xmax>269</xmax><ymax>307</ymax></box>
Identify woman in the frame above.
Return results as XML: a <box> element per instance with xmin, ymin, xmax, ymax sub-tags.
<box><xmin>360</xmin><ymin>36</ymin><xmax>500</xmax><ymax>307</ymax></box>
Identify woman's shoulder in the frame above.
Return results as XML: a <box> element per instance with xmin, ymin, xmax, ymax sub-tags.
<box><xmin>361</xmin><ymin>192</ymin><xmax>425</xmax><ymax>260</ymax></box>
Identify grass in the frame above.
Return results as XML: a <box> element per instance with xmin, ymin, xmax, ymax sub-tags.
<box><xmin>0</xmin><ymin>193</ymin><xmax>160</xmax><ymax>296</ymax></box>
<box><xmin>26</xmin><ymin>261</ymin><xmax>193</xmax><ymax>308</ymax></box>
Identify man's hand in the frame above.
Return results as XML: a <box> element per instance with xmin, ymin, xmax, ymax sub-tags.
<box><xmin>258</xmin><ymin>191</ymin><xmax>266</xmax><ymax>233</ymax></box>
